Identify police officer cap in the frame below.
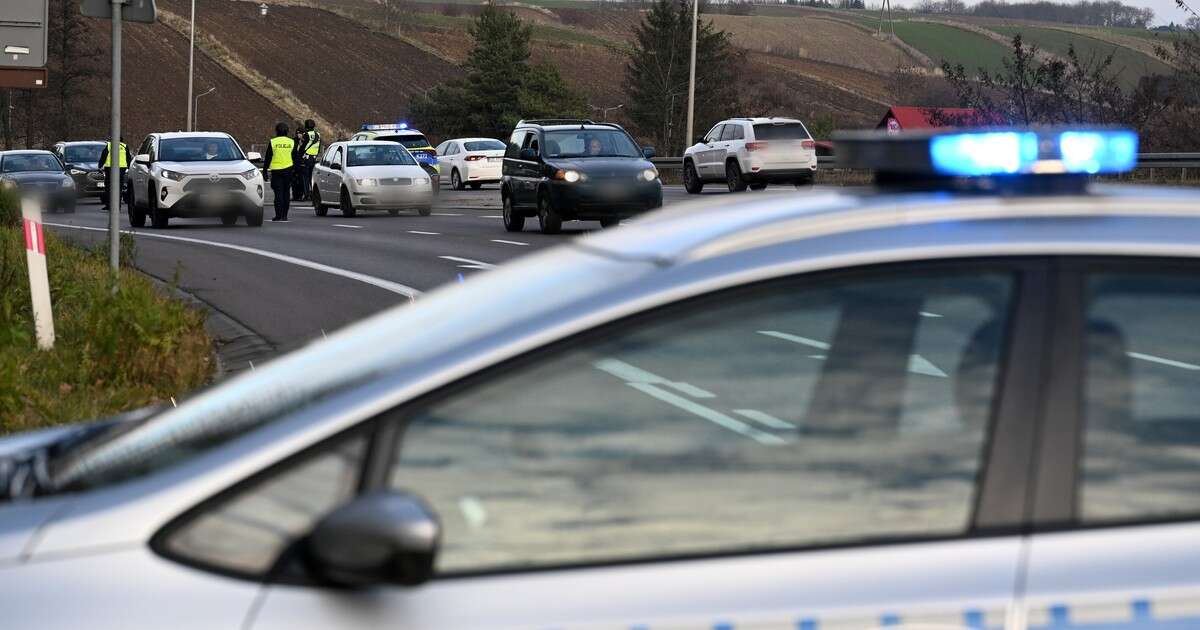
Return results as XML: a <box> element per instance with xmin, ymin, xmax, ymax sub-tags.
<box><xmin>305</xmin><ymin>119</ymin><xmax>316</xmax><ymax>131</ymax></box>
<box><xmin>275</xmin><ymin>122</ymin><xmax>289</xmax><ymax>136</ymax></box>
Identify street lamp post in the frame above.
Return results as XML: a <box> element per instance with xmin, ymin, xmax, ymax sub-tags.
<box><xmin>589</xmin><ymin>103</ymin><xmax>624</xmax><ymax>121</ymax></box>
<box><xmin>193</xmin><ymin>87</ymin><xmax>215</xmax><ymax>131</ymax></box>
<box><xmin>685</xmin><ymin>0</ymin><xmax>698</xmax><ymax>149</ymax></box>
<box><xmin>186</xmin><ymin>0</ymin><xmax>196</xmax><ymax>131</ymax></box>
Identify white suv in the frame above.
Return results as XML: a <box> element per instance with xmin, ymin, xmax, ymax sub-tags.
<box><xmin>128</xmin><ymin>132</ymin><xmax>264</xmax><ymax>228</ymax></box>
<box><xmin>683</xmin><ymin>117</ymin><xmax>818</xmax><ymax>193</ymax></box>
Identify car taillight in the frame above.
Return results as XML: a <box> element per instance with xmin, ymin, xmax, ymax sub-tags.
<box><xmin>745</xmin><ymin>142</ymin><xmax>768</xmax><ymax>151</ymax></box>
<box><xmin>464</xmin><ymin>155</ymin><xmax>485</xmax><ymax>161</ymax></box>
<box><xmin>801</xmin><ymin>140</ymin><xmax>815</xmax><ymax>150</ymax></box>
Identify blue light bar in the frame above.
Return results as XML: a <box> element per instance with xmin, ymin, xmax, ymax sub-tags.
<box><xmin>929</xmin><ymin>129</ymin><xmax>1137</xmax><ymax>177</ymax></box>
<box><xmin>361</xmin><ymin>122</ymin><xmax>411</xmax><ymax>131</ymax></box>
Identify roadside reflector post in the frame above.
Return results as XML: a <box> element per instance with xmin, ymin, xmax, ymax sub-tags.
<box><xmin>21</xmin><ymin>197</ymin><xmax>55</xmax><ymax>350</ymax></box>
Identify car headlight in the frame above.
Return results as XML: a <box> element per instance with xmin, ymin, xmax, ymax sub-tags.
<box><xmin>414</xmin><ymin>177</ymin><xmax>430</xmax><ymax>186</ymax></box>
<box><xmin>69</xmin><ymin>168</ymin><xmax>85</xmax><ymax>176</ymax></box>
<box><xmin>238</xmin><ymin>168</ymin><xmax>258</xmax><ymax>180</ymax></box>
<box><xmin>160</xmin><ymin>169</ymin><xmax>185</xmax><ymax>182</ymax></box>
<box><xmin>61</xmin><ymin>178</ymin><xmax>75</xmax><ymax>188</ymax></box>
<box><xmin>356</xmin><ymin>178</ymin><xmax>378</xmax><ymax>187</ymax></box>
<box><xmin>555</xmin><ymin>169</ymin><xmax>583</xmax><ymax>183</ymax></box>
<box><xmin>641</xmin><ymin>168</ymin><xmax>658</xmax><ymax>182</ymax></box>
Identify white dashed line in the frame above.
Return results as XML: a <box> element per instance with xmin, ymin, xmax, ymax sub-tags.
<box><xmin>431</xmin><ymin>212</ymin><xmax>462</xmax><ymax>216</ymax></box>
<box><xmin>480</xmin><ymin>215</ymin><xmax>502</xmax><ymax>219</ymax></box>
<box><xmin>45</xmin><ymin>223</ymin><xmax>422</xmax><ymax>298</ymax></box>
<box><xmin>760</xmin><ymin>330</ymin><xmax>947</xmax><ymax>377</ymax></box>
<box><xmin>438</xmin><ymin>255</ymin><xmax>496</xmax><ymax>270</ymax></box>
<box><xmin>733</xmin><ymin>409</ymin><xmax>797</xmax><ymax>430</ymax></box>
<box><xmin>1128</xmin><ymin>351</ymin><xmax>1200</xmax><ymax>370</ymax></box>
<box><xmin>332</xmin><ymin>224</ymin><xmax>362</xmax><ymax>229</ymax></box>
<box><xmin>920</xmin><ymin>311</ymin><xmax>944</xmax><ymax>318</ymax></box>
<box><xmin>491</xmin><ymin>239</ymin><xmax>528</xmax><ymax>246</ymax></box>
<box><xmin>626</xmin><ymin>383</ymin><xmax>788</xmax><ymax>445</ymax></box>
<box><xmin>408</xmin><ymin>230</ymin><xmax>441</xmax><ymax>235</ymax></box>
<box><xmin>758</xmin><ymin>330</ymin><xmax>830</xmax><ymax>350</ymax></box>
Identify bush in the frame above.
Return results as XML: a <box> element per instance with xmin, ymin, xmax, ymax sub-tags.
<box><xmin>0</xmin><ymin>227</ymin><xmax>213</xmax><ymax>433</ymax></box>
<box><xmin>0</xmin><ymin>189</ymin><xmax>19</xmax><ymax>228</ymax></box>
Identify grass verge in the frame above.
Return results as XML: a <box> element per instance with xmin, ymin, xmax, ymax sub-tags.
<box><xmin>0</xmin><ymin>194</ymin><xmax>213</xmax><ymax>434</ymax></box>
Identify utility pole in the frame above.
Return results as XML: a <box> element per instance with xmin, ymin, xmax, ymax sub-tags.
<box><xmin>193</xmin><ymin>86</ymin><xmax>214</xmax><ymax>130</ymax></box>
<box><xmin>685</xmin><ymin>0</ymin><xmax>698</xmax><ymax>149</ymax></box>
<box><xmin>186</xmin><ymin>0</ymin><xmax>195</xmax><ymax>131</ymax></box>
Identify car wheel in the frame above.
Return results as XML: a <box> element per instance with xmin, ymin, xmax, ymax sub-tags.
<box><xmin>683</xmin><ymin>160</ymin><xmax>703</xmax><ymax>194</ymax></box>
<box><xmin>220</xmin><ymin>213</ymin><xmax>238</xmax><ymax>226</ymax></box>
<box><xmin>726</xmin><ymin>161</ymin><xmax>748</xmax><ymax>192</ymax></box>
<box><xmin>537</xmin><ymin>193</ymin><xmax>562</xmax><ymax>235</ymax></box>
<box><xmin>312</xmin><ymin>187</ymin><xmax>328</xmax><ymax>216</ymax></box>
<box><xmin>469</xmin><ymin>182</ymin><xmax>482</xmax><ymax>190</ymax></box>
<box><xmin>599</xmin><ymin>217</ymin><xmax>620</xmax><ymax>228</ymax></box>
<box><xmin>451</xmin><ymin>169</ymin><xmax>464</xmax><ymax>191</ymax></box>
<box><xmin>129</xmin><ymin>202</ymin><xmax>146</xmax><ymax>227</ymax></box>
<box><xmin>245</xmin><ymin>205</ymin><xmax>264</xmax><ymax>227</ymax></box>
<box><xmin>749</xmin><ymin>182</ymin><xmax>768</xmax><ymax>191</ymax></box>
<box><xmin>418</xmin><ymin>206</ymin><xmax>432</xmax><ymax>217</ymax></box>
<box><xmin>150</xmin><ymin>193</ymin><xmax>169</xmax><ymax>229</ymax></box>
<box><xmin>502</xmin><ymin>194</ymin><xmax>524</xmax><ymax>232</ymax></box>
<box><xmin>340</xmin><ymin>187</ymin><xmax>357</xmax><ymax>217</ymax></box>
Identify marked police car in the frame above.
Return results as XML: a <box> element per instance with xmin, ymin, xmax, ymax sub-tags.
<box><xmin>2</xmin><ymin>128</ymin><xmax>1198</xmax><ymax>630</ymax></box>
<box><xmin>128</xmin><ymin>132</ymin><xmax>265</xmax><ymax>228</ymax></box>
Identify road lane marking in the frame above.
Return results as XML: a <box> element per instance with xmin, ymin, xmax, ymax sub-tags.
<box><xmin>458</xmin><ymin>496</ymin><xmax>488</xmax><ymax>529</ymax></box>
<box><xmin>45</xmin><ymin>223</ymin><xmax>422</xmax><ymax>298</ymax></box>
<box><xmin>758</xmin><ymin>330</ymin><xmax>829</xmax><ymax>349</ymax></box>
<box><xmin>480</xmin><ymin>215</ymin><xmax>502</xmax><ymax>218</ymax></box>
<box><xmin>1127</xmin><ymin>351</ymin><xmax>1200</xmax><ymax>370</ymax></box>
<box><xmin>626</xmin><ymin>382</ymin><xmax>787</xmax><ymax>445</ymax></box>
<box><xmin>733</xmin><ymin>409</ymin><xmax>797</xmax><ymax>430</ymax></box>
<box><xmin>332</xmin><ymin>224</ymin><xmax>362</xmax><ymax>229</ymax></box>
<box><xmin>593</xmin><ymin>358</ymin><xmax>715</xmax><ymax>398</ymax></box>
<box><xmin>920</xmin><ymin>311</ymin><xmax>943</xmax><ymax>318</ymax></box>
<box><xmin>431</xmin><ymin>212</ymin><xmax>462</xmax><ymax>216</ymax></box>
<box><xmin>438</xmin><ymin>255</ymin><xmax>496</xmax><ymax>270</ymax></box>
<box><xmin>491</xmin><ymin>239</ymin><xmax>528</xmax><ymax>246</ymax></box>
<box><xmin>408</xmin><ymin>230</ymin><xmax>441</xmax><ymax>235</ymax></box>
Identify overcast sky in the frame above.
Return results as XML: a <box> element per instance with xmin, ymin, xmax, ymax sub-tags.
<box><xmin>891</xmin><ymin>0</ymin><xmax>1193</xmax><ymax>25</ymax></box>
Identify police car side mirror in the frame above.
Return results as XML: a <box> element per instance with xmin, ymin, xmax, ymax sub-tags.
<box><xmin>246</xmin><ymin>151</ymin><xmax>262</xmax><ymax>164</ymax></box>
<box><xmin>305</xmin><ymin>490</ymin><xmax>441</xmax><ymax>588</ymax></box>
<box><xmin>134</xmin><ymin>154</ymin><xmax>151</xmax><ymax>165</ymax></box>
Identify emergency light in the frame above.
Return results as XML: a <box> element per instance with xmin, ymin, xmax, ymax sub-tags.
<box><xmin>361</xmin><ymin>122</ymin><xmax>412</xmax><ymax>131</ymax></box>
<box><xmin>834</xmin><ymin>127</ymin><xmax>1138</xmax><ymax>190</ymax></box>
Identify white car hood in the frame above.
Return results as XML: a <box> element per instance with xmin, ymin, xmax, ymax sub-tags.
<box><xmin>157</xmin><ymin>160</ymin><xmax>254</xmax><ymax>176</ymax></box>
<box><xmin>343</xmin><ymin>164</ymin><xmax>428</xmax><ymax>179</ymax></box>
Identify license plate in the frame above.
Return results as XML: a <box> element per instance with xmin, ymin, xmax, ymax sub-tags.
<box><xmin>199</xmin><ymin>194</ymin><xmax>224</xmax><ymax>207</ymax></box>
<box><xmin>97</xmin><ymin>182</ymin><xmax>105</xmax><ymax>188</ymax></box>
<box><xmin>488</xmin><ymin>157</ymin><xmax>502</xmax><ymax>163</ymax></box>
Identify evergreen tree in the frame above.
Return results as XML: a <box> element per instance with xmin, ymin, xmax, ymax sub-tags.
<box><xmin>625</xmin><ymin>0</ymin><xmax>740</xmax><ymax>156</ymax></box>
<box><xmin>410</xmin><ymin>3</ymin><xmax>585</xmax><ymax>139</ymax></box>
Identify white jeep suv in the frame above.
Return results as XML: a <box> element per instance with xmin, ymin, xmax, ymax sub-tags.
<box><xmin>682</xmin><ymin>117</ymin><xmax>818</xmax><ymax>193</ymax></box>
<box><xmin>128</xmin><ymin>132</ymin><xmax>265</xmax><ymax>228</ymax></box>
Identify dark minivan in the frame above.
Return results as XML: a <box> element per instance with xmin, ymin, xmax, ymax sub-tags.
<box><xmin>501</xmin><ymin>120</ymin><xmax>662</xmax><ymax>234</ymax></box>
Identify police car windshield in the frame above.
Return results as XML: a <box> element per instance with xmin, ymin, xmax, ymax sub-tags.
<box><xmin>464</xmin><ymin>140</ymin><xmax>505</xmax><ymax>151</ymax></box>
<box><xmin>63</xmin><ymin>145</ymin><xmax>104</xmax><ymax>164</ymax></box>
<box><xmin>2</xmin><ymin>154</ymin><xmax>63</xmax><ymax>173</ymax></box>
<box><xmin>753</xmin><ymin>123</ymin><xmax>811</xmax><ymax>141</ymax></box>
<box><xmin>544</xmin><ymin>129</ymin><xmax>641</xmax><ymax>158</ymax></box>
<box><xmin>159</xmin><ymin>137</ymin><xmax>244</xmax><ymax>162</ymax></box>
<box><xmin>378</xmin><ymin>134</ymin><xmax>430</xmax><ymax>149</ymax></box>
<box><xmin>347</xmin><ymin>145</ymin><xmax>417</xmax><ymax>167</ymax></box>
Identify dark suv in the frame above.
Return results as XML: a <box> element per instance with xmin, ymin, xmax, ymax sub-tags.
<box><xmin>501</xmin><ymin>120</ymin><xmax>662</xmax><ymax>234</ymax></box>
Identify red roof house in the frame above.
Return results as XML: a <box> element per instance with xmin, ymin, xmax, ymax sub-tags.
<box><xmin>877</xmin><ymin>106</ymin><xmax>999</xmax><ymax>133</ymax></box>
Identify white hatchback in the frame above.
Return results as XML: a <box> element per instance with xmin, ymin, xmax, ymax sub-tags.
<box><xmin>436</xmin><ymin>137</ymin><xmax>506</xmax><ymax>190</ymax></box>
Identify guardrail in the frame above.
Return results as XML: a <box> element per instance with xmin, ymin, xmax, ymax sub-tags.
<box><xmin>651</xmin><ymin>153</ymin><xmax>1200</xmax><ymax>172</ymax></box>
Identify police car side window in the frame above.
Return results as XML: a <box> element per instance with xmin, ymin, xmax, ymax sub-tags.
<box><xmin>1080</xmin><ymin>270</ymin><xmax>1200</xmax><ymax>523</ymax></box>
<box><xmin>387</xmin><ymin>268</ymin><xmax>1016</xmax><ymax>574</ymax></box>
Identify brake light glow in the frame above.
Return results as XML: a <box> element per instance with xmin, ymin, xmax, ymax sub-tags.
<box><xmin>464</xmin><ymin>155</ymin><xmax>485</xmax><ymax>161</ymax></box>
<box><xmin>801</xmin><ymin>140</ymin><xmax>815</xmax><ymax>150</ymax></box>
<box><xmin>745</xmin><ymin>142</ymin><xmax>767</xmax><ymax>151</ymax></box>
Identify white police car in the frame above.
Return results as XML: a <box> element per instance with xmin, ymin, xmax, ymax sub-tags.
<box><xmin>0</xmin><ymin>128</ymin><xmax>1196</xmax><ymax>630</ymax></box>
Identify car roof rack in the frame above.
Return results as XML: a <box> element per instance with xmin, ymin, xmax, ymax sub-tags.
<box><xmin>517</xmin><ymin>119</ymin><xmax>598</xmax><ymax>127</ymax></box>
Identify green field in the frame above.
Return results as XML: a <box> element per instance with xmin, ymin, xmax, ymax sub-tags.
<box><xmin>892</xmin><ymin>21</ymin><xmax>1012</xmax><ymax>74</ymax></box>
<box><xmin>992</xmin><ymin>25</ymin><xmax>1172</xmax><ymax>89</ymax></box>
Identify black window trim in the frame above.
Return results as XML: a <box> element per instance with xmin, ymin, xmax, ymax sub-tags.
<box><xmin>152</xmin><ymin>256</ymin><xmax>1053</xmax><ymax>587</ymax></box>
<box><xmin>1031</xmin><ymin>256</ymin><xmax>1200</xmax><ymax>533</ymax></box>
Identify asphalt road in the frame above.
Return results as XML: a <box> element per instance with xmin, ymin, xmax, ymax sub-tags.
<box><xmin>46</xmin><ymin>184</ymin><xmax>799</xmax><ymax>360</ymax></box>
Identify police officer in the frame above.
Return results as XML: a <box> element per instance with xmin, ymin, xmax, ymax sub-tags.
<box><xmin>264</xmin><ymin>122</ymin><xmax>296</xmax><ymax>222</ymax></box>
<box><xmin>97</xmin><ymin>137</ymin><xmax>129</xmax><ymax>212</ymax></box>
<box><xmin>300</xmin><ymin>119</ymin><xmax>321</xmax><ymax>201</ymax></box>
<box><xmin>291</xmin><ymin>121</ymin><xmax>306</xmax><ymax>201</ymax></box>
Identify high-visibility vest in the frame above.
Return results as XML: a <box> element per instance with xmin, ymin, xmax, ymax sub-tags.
<box><xmin>269</xmin><ymin>136</ymin><xmax>295</xmax><ymax>170</ymax></box>
<box><xmin>304</xmin><ymin>130</ymin><xmax>321</xmax><ymax>157</ymax></box>
<box><xmin>103</xmin><ymin>142</ymin><xmax>128</xmax><ymax>168</ymax></box>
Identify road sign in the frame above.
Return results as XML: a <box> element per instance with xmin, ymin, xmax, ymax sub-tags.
<box><xmin>81</xmin><ymin>0</ymin><xmax>158</xmax><ymax>24</ymax></box>
<box><xmin>0</xmin><ymin>0</ymin><xmax>49</xmax><ymax>68</ymax></box>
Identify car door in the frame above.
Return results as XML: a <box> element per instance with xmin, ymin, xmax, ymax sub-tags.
<box><xmin>328</xmin><ymin>145</ymin><xmax>346</xmax><ymax>200</ymax></box>
<box><xmin>720</xmin><ymin>122</ymin><xmax>745</xmax><ymax>174</ymax></box>
<box><xmin>513</xmin><ymin>131</ymin><xmax>541</xmax><ymax>207</ymax></box>
<box><xmin>1023</xmin><ymin>258</ymin><xmax>1200</xmax><ymax>629</ymax></box>
<box><xmin>234</xmin><ymin>258</ymin><xmax>1046</xmax><ymax>630</ymax></box>
<box><xmin>130</xmin><ymin>136</ymin><xmax>153</xmax><ymax>206</ymax></box>
<box><xmin>316</xmin><ymin>144</ymin><xmax>338</xmax><ymax>199</ymax></box>
<box><xmin>698</xmin><ymin>124</ymin><xmax>724</xmax><ymax>178</ymax></box>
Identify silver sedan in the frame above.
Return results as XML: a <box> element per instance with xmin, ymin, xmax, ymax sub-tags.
<box><xmin>310</xmin><ymin>141</ymin><xmax>434</xmax><ymax>217</ymax></box>
<box><xmin>2</xmin><ymin>161</ymin><xmax>1199</xmax><ymax>627</ymax></box>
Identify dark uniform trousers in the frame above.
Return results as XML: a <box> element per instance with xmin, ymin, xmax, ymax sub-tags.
<box><xmin>271</xmin><ymin>167</ymin><xmax>293</xmax><ymax>220</ymax></box>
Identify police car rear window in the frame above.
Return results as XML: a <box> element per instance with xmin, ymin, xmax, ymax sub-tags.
<box><xmin>379</xmin><ymin>135</ymin><xmax>430</xmax><ymax>149</ymax></box>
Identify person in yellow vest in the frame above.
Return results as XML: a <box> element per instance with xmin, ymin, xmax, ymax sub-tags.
<box><xmin>96</xmin><ymin>137</ymin><xmax>129</xmax><ymax>212</ymax></box>
<box><xmin>300</xmin><ymin>119</ymin><xmax>321</xmax><ymax>202</ymax></box>
<box><xmin>263</xmin><ymin>122</ymin><xmax>296</xmax><ymax>222</ymax></box>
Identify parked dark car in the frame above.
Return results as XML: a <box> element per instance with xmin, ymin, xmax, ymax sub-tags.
<box><xmin>52</xmin><ymin>141</ymin><xmax>108</xmax><ymax>199</ymax></box>
<box><xmin>0</xmin><ymin>150</ymin><xmax>77</xmax><ymax>213</ymax></box>
<box><xmin>501</xmin><ymin>119</ymin><xmax>662</xmax><ymax>234</ymax></box>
